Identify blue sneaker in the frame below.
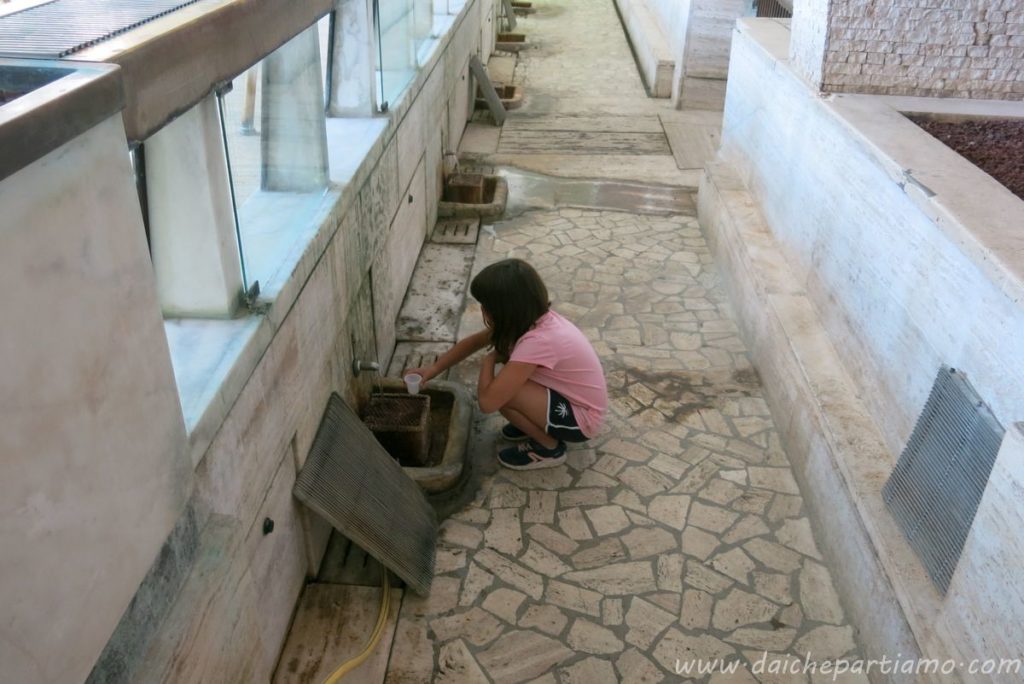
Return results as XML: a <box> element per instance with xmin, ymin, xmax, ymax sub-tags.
<box><xmin>498</xmin><ymin>440</ymin><xmax>567</xmax><ymax>470</ymax></box>
<box><xmin>501</xmin><ymin>423</ymin><xmax>529</xmax><ymax>441</ymax></box>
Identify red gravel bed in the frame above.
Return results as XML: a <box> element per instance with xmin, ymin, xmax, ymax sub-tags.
<box><xmin>910</xmin><ymin>117</ymin><xmax>1024</xmax><ymax>202</ymax></box>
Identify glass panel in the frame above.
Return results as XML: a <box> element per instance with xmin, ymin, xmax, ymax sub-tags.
<box><xmin>217</xmin><ymin>76</ymin><xmax>257</xmax><ymax>291</ymax></box>
<box><xmin>219</xmin><ymin>68</ymin><xmax>262</xmax><ymax>208</ymax></box>
<box><xmin>375</xmin><ymin>0</ymin><xmax>415</xmax><ymax>109</ymax></box>
<box><xmin>319</xmin><ymin>13</ymin><xmax>333</xmax><ymax>107</ymax></box>
<box><xmin>218</xmin><ymin>25</ymin><xmax>329</xmax><ymax>294</ymax></box>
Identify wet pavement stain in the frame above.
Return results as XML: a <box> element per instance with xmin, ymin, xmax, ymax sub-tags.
<box><xmin>611</xmin><ymin>364</ymin><xmax>762</xmax><ymax>422</ymax></box>
<box><xmin>497</xmin><ymin>167</ymin><xmax>695</xmax><ymax>217</ymax></box>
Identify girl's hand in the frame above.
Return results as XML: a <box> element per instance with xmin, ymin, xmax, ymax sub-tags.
<box><xmin>404</xmin><ymin>365</ymin><xmax>435</xmax><ymax>386</ymax></box>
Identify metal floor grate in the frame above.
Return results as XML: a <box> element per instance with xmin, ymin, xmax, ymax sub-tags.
<box><xmin>0</xmin><ymin>0</ymin><xmax>203</xmax><ymax>58</ymax></box>
<box><xmin>294</xmin><ymin>393</ymin><xmax>437</xmax><ymax>595</ymax></box>
<box><xmin>883</xmin><ymin>366</ymin><xmax>1004</xmax><ymax>593</ymax></box>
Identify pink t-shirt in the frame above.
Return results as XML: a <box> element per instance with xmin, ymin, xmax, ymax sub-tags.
<box><xmin>509</xmin><ymin>310</ymin><xmax>608</xmax><ymax>437</ymax></box>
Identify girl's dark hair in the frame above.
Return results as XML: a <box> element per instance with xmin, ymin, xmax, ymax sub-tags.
<box><xmin>470</xmin><ymin>258</ymin><xmax>550</xmax><ymax>359</ymax></box>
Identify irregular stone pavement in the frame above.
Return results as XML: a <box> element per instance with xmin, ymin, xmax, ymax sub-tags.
<box><xmin>383</xmin><ymin>0</ymin><xmax>866</xmax><ymax>682</ymax></box>
<box><xmin>384</xmin><ymin>207</ymin><xmax>864</xmax><ymax>683</ymax></box>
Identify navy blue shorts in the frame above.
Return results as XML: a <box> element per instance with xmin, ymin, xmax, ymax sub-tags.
<box><xmin>546</xmin><ymin>388</ymin><xmax>589</xmax><ymax>443</ymax></box>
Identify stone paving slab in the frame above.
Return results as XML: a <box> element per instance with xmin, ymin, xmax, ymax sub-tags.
<box><xmin>662</xmin><ymin>120</ymin><xmax>721</xmax><ymax>171</ymax></box>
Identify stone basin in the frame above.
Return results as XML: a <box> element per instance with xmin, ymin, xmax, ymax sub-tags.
<box><xmin>368</xmin><ymin>378</ymin><xmax>472</xmax><ymax>494</ymax></box>
<box><xmin>438</xmin><ymin>174</ymin><xmax>508</xmax><ymax>220</ymax></box>
<box><xmin>496</xmin><ymin>33</ymin><xmax>529</xmax><ymax>52</ymax></box>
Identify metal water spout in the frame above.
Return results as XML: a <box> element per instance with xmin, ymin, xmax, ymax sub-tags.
<box><xmin>352</xmin><ymin>360</ymin><xmax>380</xmax><ymax>374</ymax></box>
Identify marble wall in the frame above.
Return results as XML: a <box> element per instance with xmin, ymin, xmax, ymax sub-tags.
<box><xmin>0</xmin><ymin>114</ymin><xmax>192</xmax><ymax>684</ymax></box>
<box><xmin>718</xmin><ymin>18</ymin><xmax>1024</xmax><ymax>457</ymax></box>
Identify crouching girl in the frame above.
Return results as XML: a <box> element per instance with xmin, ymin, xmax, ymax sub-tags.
<box><xmin>406</xmin><ymin>258</ymin><xmax>607</xmax><ymax>470</ymax></box>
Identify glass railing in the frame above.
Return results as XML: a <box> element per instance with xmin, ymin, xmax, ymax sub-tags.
<box><xmin>374</xmin><ymin>0</ymin><xmax>415</xmax><ymax>110</ymax></box>
<box><xmin>217</xmin><ymin>25</ymin><xmax>329</xmax><ymax>296</ymax></box>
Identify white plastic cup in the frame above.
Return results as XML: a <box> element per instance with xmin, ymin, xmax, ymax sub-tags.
<box><xmin>404</xmin><ymin>373</ymin><xmax>423</xmax><ymax>395</ymax></box>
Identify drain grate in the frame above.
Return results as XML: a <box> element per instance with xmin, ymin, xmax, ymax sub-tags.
<box><xmin>294</xmin><ymin>393</ymin><xmax>437</xmax><ymax>595</ymax></box>
<box><xmin>882</xmin><ymin>366</ymin><xmax>1003</xmax><ymax>593</ymax></box>
<box><xmin>431</xmin><ymin>218</ymin><xmax>481</xmax><ymax>245</ymax></box>
<box><xmin>0</xmin><ymin>0</ymin><xmax>203</xmax><ymax>59</ymax></box>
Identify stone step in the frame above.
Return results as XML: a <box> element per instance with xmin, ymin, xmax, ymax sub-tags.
<box><xmin>272</xmin><ymin>583</ymin><xmax>401</xmax><ymax>684</ymax></box>
<box><xmin>394</xmin><ymin>243</ymin><xmax>474</xmax><ymax>343</ymax></box>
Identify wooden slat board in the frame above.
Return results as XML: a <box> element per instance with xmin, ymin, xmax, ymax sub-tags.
<box><xmin>273</xmin><ymin>584</ymin><xmax>403</xmax><ymax>684</ymax></box>
<box><xmin>503</xmin><ymin>114</ymin><xmax>665</xmax><ymax>133</ymax></box>
<box><xmin>497</xmin><ymin>130</ymin><xmax>671</xmax><ymax>155</ymax></box>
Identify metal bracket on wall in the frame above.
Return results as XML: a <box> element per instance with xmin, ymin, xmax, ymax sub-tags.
<box><xmin>500</xmin><ymin>0</ymin><xmax>516</xmax><ymax>32</ymax></box>
<box><xmin>469</xmin><ymin>54</ymin><xmax>506</xmax><ymax>126</ymax></box>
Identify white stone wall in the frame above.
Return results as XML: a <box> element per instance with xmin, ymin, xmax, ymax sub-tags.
<box><xmin>794</xmin><ymin>0</ymin><xmax>1024</xmax><ymax>99</ymax></box>
<box><xmin>720</xmin><ymin>18</ymin><xmax>1024</xmax><ymax>453</ymax></box>
<box><xmin>706</xmin><ymin>19</ymin><xmax>1024</xmax><ymax>672</ymax></box>
<box><xmin>0</xmin><ymin>114</ymin><xmax>192</xmax><ymax>684</ymax></box>
<box><xmin>0</xmin><ymin>2</ymin><xmax>487</xmax><ymax>682</ymax></box>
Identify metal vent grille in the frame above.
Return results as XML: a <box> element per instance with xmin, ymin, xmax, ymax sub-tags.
<box><xmin>294</xmin><ymin>393</ymin><xmax>437</xmax><ymax>595</ymax></box>
<box><xmin>883</xmin><ymin>366</ymin><xmax>1003</xmax><ymax>593</ymax></box>
<box><xmin>755</xmin><ymin>0</ymin><xmax>792</xmax><ymax>18</ymax></box>
<box><xmin>0</xmin><ymin>0</ymin><xmax>203</xmax><ymax>59</ymax></box>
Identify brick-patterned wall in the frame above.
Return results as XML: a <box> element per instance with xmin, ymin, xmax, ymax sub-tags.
<box><xmin>821</xmin><ymin>0</ymin><xmax>1024</xmax><ymax>99</ymax></box>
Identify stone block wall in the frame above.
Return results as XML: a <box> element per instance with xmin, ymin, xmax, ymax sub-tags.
<box><xmin>817</xmin><ymin>0</ymin><xmax>1024</xmax><ymax>99</ymax></box>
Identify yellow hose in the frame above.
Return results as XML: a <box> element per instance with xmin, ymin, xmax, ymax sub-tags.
<box><xmin>322</xmin><ymin>568</ymin><xmax>392</xmax><ymax>684</ymax></box>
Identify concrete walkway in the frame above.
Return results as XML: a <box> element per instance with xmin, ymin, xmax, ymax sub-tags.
<box><xmin>384</xmin><ymin>1</ymin><xmax>864</xmax><ymax>682</ymax></box>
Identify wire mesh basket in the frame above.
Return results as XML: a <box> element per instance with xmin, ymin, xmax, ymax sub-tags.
<box><xmin>363</xmin><ymin>393</ymin><xmax>431</xmax><ymax>465</ymax></box>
